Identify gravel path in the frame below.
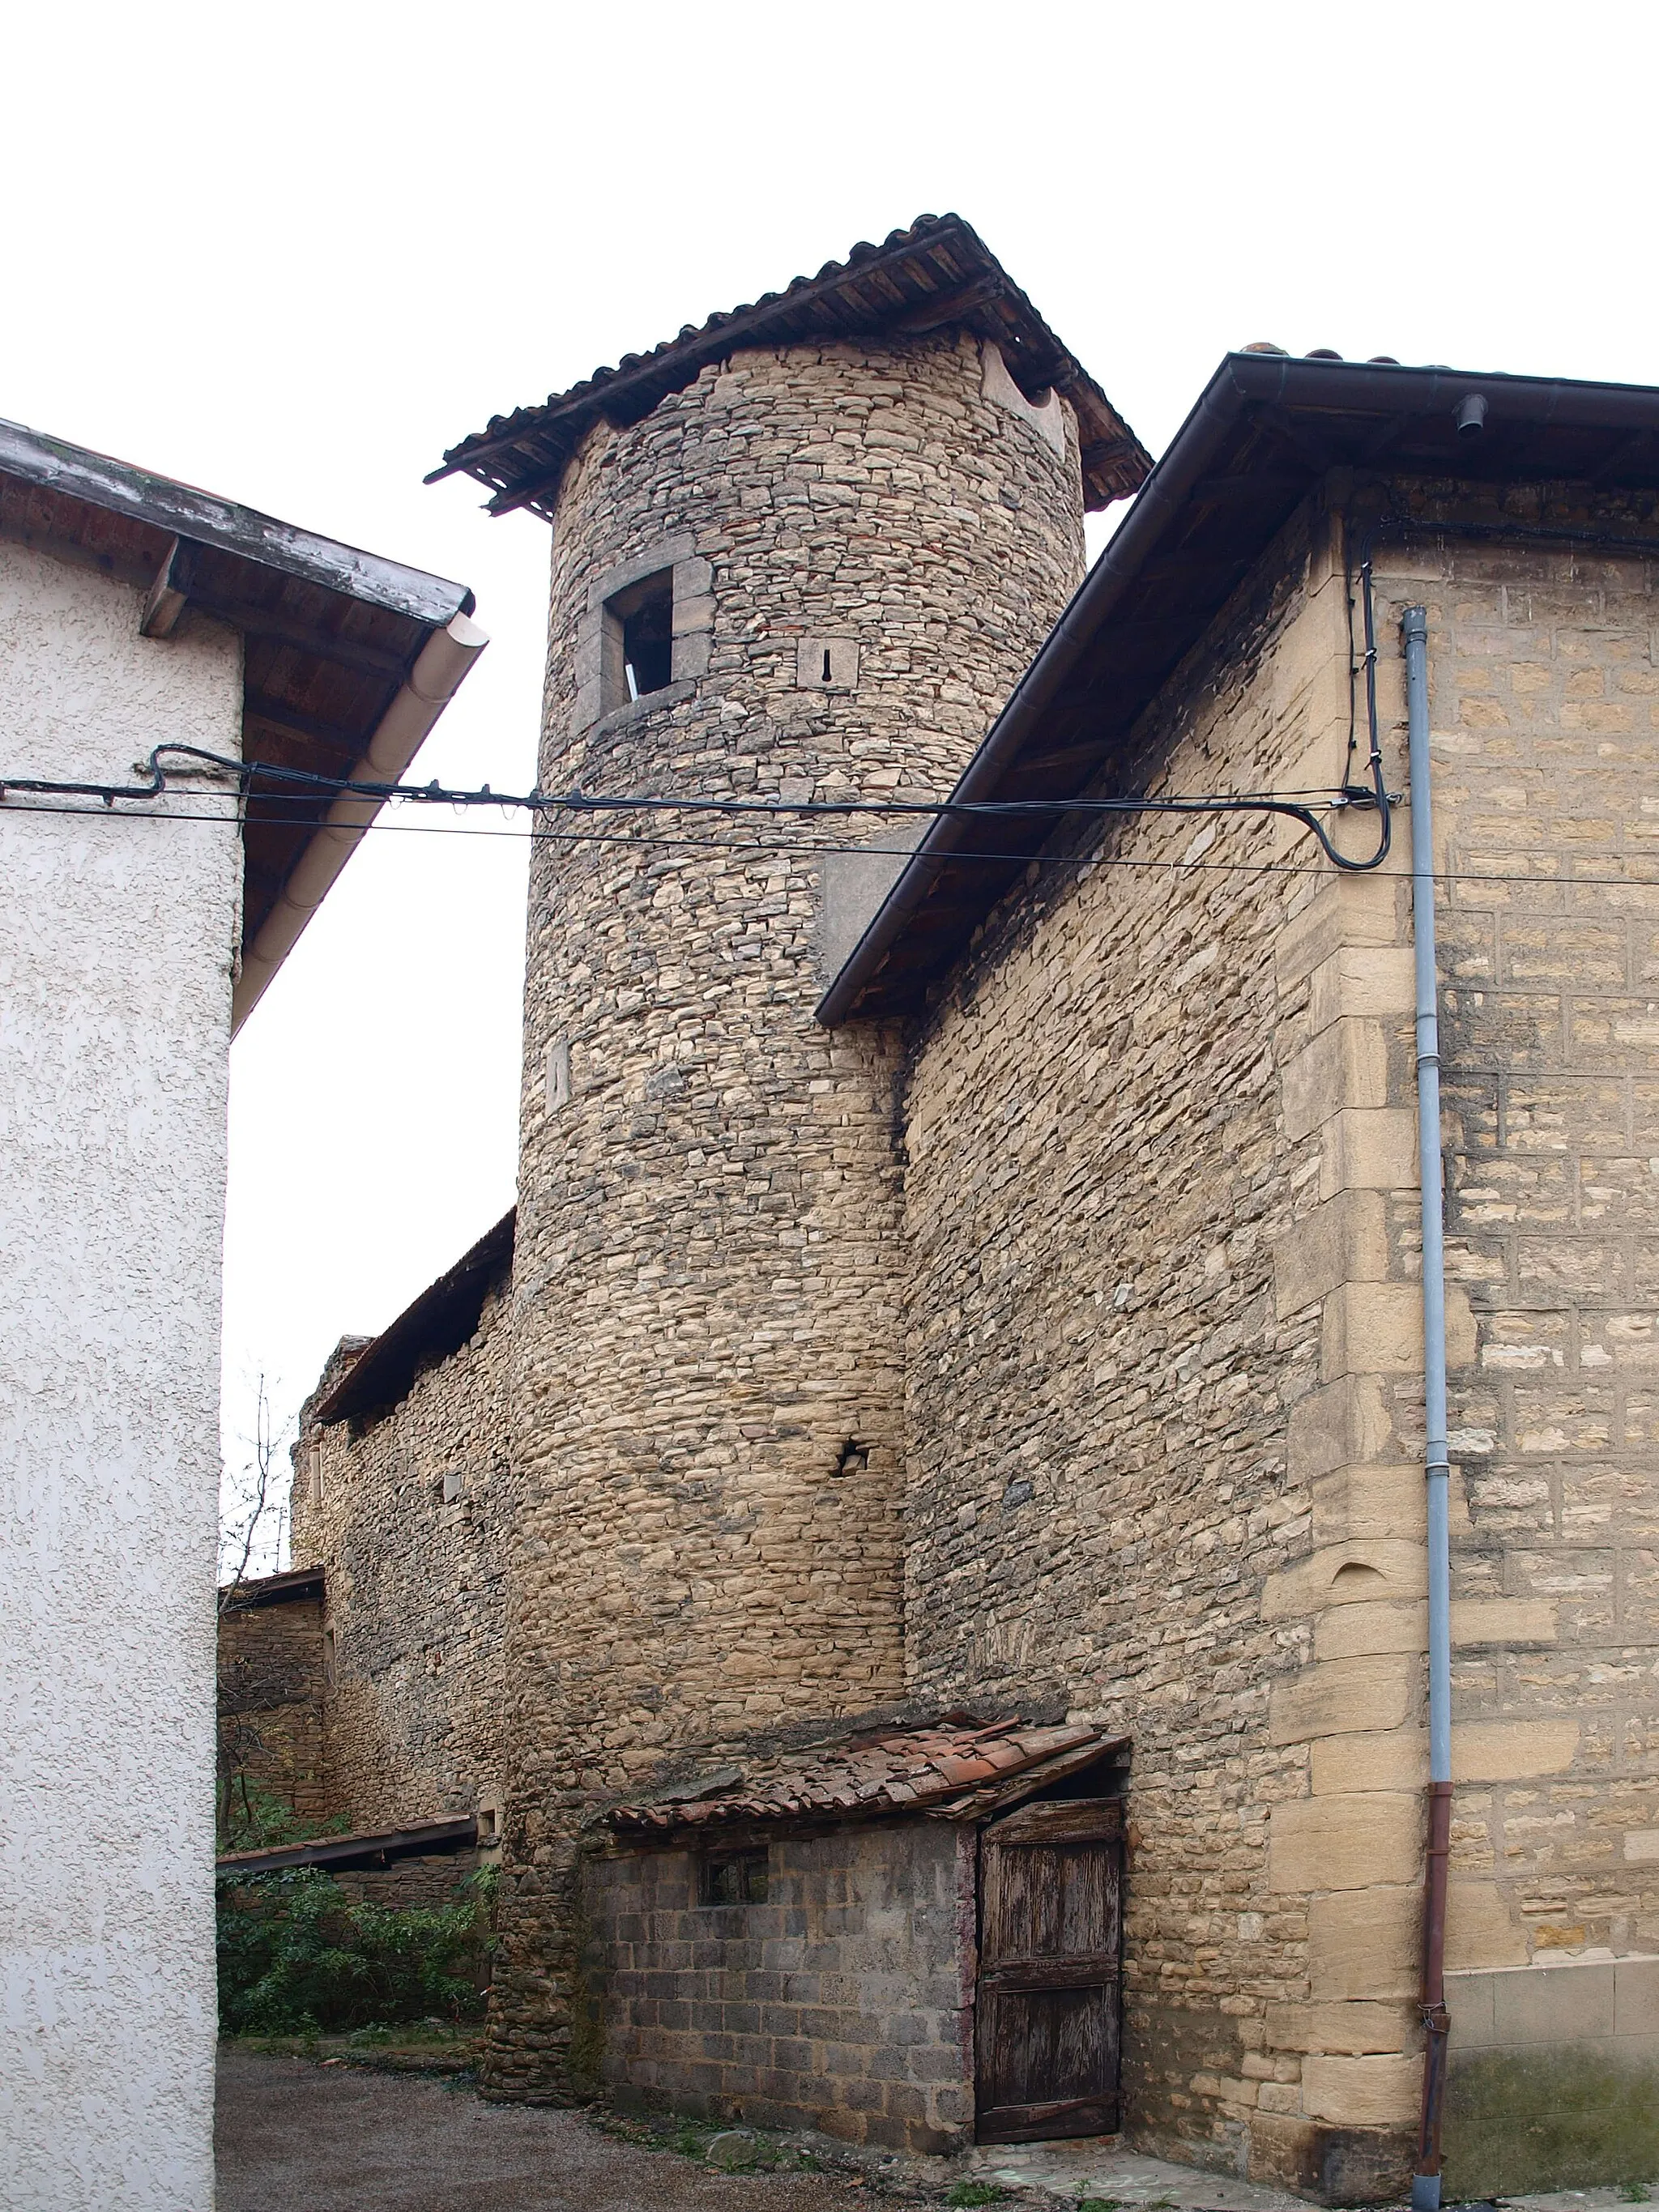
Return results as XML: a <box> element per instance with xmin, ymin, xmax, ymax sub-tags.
<box><xmin>215</xmin><ymin>2045</ymin><xmax>886</xmax><ymax>2212</ymax></box>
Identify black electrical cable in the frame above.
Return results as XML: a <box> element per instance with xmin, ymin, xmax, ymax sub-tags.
<box><xmin>0</xmin><ymin>737</ymin><xmax>1392</xmax><ymax>876</ymax></box>
<box><xmin>11</xmin><ymin>790</ymin><xmax>1659</xmax><ymax>897</ymax></box>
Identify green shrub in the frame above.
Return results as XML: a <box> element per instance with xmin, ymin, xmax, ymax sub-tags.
<box><xmin>216</xmin><ymin>1778</ymin><xmax>348</xmax><ymax>1858</ymax></box>
<box><xmin>216</xmin><ymin>1866</ymin><xmax>495</xmax><ymax>2035</ymax></box>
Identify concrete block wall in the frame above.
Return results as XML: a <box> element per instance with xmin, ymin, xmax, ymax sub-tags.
<box><xmin>578</xmin><ymin>1821</ymin><xmax>974</xmax><ymax>2153</ymax></box>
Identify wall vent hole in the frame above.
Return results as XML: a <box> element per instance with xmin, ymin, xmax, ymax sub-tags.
<box><xmin>834</xmin><ymin>1438</ymin><xmax>869</xmax><ymax>1477</ymax></box>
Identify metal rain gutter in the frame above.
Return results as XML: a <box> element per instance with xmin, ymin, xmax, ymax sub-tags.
<box><xmin>1404</xmin><ymin>603</ymin><xmax>1454</xmax><ymax>2210</ymax></box>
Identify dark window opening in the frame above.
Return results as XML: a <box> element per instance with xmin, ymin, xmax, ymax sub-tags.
<box><xmin>698</xmin><ymin>1848</ymin><xmax>769</xmax><ymax>1907</ymax></box>
<box><xmin>615</xmin><ymin>571</ymin><xmax>674</xmax><ymax>701</ymax></box>
<box><xmin>1025</xmin><ymin>1749</ymin><xmax>1130</xmax><ymax>1802</ymax></box>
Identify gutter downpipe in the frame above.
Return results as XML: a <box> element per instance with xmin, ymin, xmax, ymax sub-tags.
<box><xmin>1405</xmin><ymin>603</ymin><xmax>1453</xmax><ymax>2212</ymax></box>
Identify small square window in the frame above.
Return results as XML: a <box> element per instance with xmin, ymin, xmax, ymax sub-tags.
<box><xmin>607</xmin><ymin>569</ymin><xmax>674</xmax><ymax>705</ymax></box>
<box><xmin>699</xmin><ymin>1849</ymin><xmax>769</xmax><ymax>1907</ymax></box>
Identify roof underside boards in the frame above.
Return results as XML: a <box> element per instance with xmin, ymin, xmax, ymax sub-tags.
<box><xmin>313</xmin><ymin>1208</ymin><xmax>515</xmax><ymax>1429</ymax></box>
<box><xmin>433</xmin><ymin>214</ymin><xmax>1150</xmax><ymax>519</ymax></box>
<box><xmin>0</xmin><ymin>420</ymin><xmax>476</xmax><ymax>986</ymax></box>
<box><xmin>608</xmin><ymin>1717</ymin><xmax>1121</xmax><ymax>1835</ymax></box>
<box><xmin>817</xmin><ymin>355</ymin><xmax>1659</xmax><ymax>1025</ymax></box>
<box><xmin>217</xmin><ymin>1564</ymin><xmax>325</xmax><ymax>1611</ymax></box>
<box><xmin>215</xmin><ymin>1816</ymin><xmax>478</xmax><ymax>1877</ymax></box>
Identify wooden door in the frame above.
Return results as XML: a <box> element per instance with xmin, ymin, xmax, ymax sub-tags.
<box><xmin>975</xmin><ymin>1797</ymin><xmax>1123</xmax><ymax>2143</ymax></box>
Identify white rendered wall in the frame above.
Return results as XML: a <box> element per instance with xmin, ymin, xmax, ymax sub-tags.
<box><xmin>0</xmin><ymin>540</ymin><xmax>242</xmax><ymax>2211</ymax></box>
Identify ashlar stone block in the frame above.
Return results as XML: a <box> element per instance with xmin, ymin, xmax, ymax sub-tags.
<box><xmin>1319</xmin><ymin>1109</ymin><xmax>1420</xmax><ymax>1200</ymax></box>
<box><xmin>1444</xmin><ymin>1881</ymin><xmax>1528</xmax><ymax>1971</ymax></box>
<box><xmin>1273</xmin><ymin>1189</ymin><xmax>1390</xmax><ymax>1320</ymax></box>
<box><xmin>1302</xmin><ymin>2052</ymin><xmax>1420</xmax><ymax>2125</ymax></box>
<box><xmin>1282</xmin><ymin>1020</ymin><xmax>1389</xmax><ymax>1144</ymax></box>
<box><xmin>1308</xmin><ymin>1885</ymin><xmax>1420</xmax><ymax>1998</ymax></box>
<box><xmin>1450</xmin><ymin>1717</ymin><xmax>1580</xmax><ymax>1784</ymax></box>
<box><xmin>1269</xmin><ymin>1653</ymin><xmax>1418</xmax><ymax>1745</ymax></box>
<box><xmin>1269</xmin><ymin>1791</ymin><xmax>1421</xmax><ymax>1891</ymax></box>
<box><xmin>1311</xmin><ymin>1728</ymin><xmax>1427</xmax><ymax>1796</ymax></box>
<box><xmin>1265</xmin><ymin>1998</ymin><xmax>1418</xmax><ymax>2055</ymax></box>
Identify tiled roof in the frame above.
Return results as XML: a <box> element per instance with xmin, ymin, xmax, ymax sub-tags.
<box><xmin>431</xmin><ymin>215</ymin><xmax>1149</xmax><ymax>519</ymax></box>
<box><xmin>608</xmin><ymin>1717</ymin><xmax>1115</xmax><ymax>1832</ymax></box>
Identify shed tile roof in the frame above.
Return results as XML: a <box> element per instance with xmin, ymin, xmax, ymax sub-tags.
<box><xmin>608</xmin><ymin>1717</ymin><xmax>1113</xmax><ymax>1832</ymax></box>
<box><xmin>433</xmin><ymin>215</ymin><xmax>1149</xmax><ymax>519</ymax></box>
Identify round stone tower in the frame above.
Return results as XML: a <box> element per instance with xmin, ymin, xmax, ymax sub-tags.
<box><xmin>433</xmin><ymin>219</ymin><xmax>1145</xmax><ymax>2095</ymax></box>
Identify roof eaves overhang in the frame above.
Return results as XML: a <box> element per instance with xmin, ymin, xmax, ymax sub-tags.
<box><xmin>313</xmin><ymin>1207</ymin><xmax>516</xmax><ymax>1428</ymax></box>
<box><xmin>217</xmin><ymin>1564</ymin><xmax>326</xmax><ymax>1611</ymax></box>
<box><xmin>431</xmin><ymin>214</ymin><xmax>1149</xmax><ymax>518</ymax></box>
<box><xmin>0</xmin><ymin>419</ymin><xmax>471</xmax><ymax>624</ymax></box>
<box><xmin>817</xmin><ymin>352</ymin><xmax>1659</xmax><ymax>1025</ymax></box>
<box><xmin>230</xmin><ymin>603</ymin><xmax>488</xmax><ymax>1033</ymax></box>
<box><xmin>215</xmin><ymin>1815</ymin><xmax>479</xmax><ymax>1877</ymax></box>
<box><xmin>0</xmin><ymin>418</ymin><xmax>488</xmax><ymax>1034</ymax></box>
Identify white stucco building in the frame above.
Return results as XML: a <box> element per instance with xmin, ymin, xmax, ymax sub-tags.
<box><xmin>0</xmin><ymin>420</ymin><xmax>484</xmax><ymax>2211</ymax></box>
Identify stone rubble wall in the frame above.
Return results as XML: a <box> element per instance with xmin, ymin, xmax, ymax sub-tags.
<box><xmin>492</xmin><ymin>330</ymin><xmax>1089</xmax><ymax>2097</ymax></box>
<box><xmin>894</xmin><ymin>491</ymin><xmax>1659</xmax><ymax>2195</ymax></box>
<box><xmin>1380</xmin><ymin>526</ymin><xmax>1659</xmax><ymax>1967</ymax></box>
<box><xmin>288</xmin><ymin>1272</ymin><xmax>514</xmax><ymax>1839</ymax></box>
<box><xmin>215</xmin><ymin>1590</ymin><xmax>327</xmax><ymax>1831</ymax></box>
<box><xmin>897</xmin><ymin>500</ymin><xmax>1426</xmax><ymax>2200</ymax></box>
<box><xmin>1388</xmin><ymin>525</ymin><xmax>1659</xmax><ymax>2188</ymax></box>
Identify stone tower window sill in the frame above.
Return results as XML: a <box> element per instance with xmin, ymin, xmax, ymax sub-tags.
<box><xmin>585</xmin><ymin>679</ymin><xmax>697</xmax><ymax>743</ymax></box>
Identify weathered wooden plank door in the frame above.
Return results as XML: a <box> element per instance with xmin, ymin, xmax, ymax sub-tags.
<box><xmin>975</xmin><ymin>1797</ymin><xmax>1123</xmax><ymax>2142</ymax></box>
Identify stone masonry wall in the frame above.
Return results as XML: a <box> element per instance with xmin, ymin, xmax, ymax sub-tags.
<box><xmin>215</xmin><ymin>1588</ymin><xmax>326</xmax><ymax>1833</ymax></box>
<box><xmin>897</xmin><ymin>498</ymin><xmax>1433</xmax><ymax>2200</ymax></box>
<box><xmin>1377</xmin><ymin>517</ymin><xmax>1659</xmax><ymax>1966</ymax></box>
<box><xmin>1378</xmin><ymin>517</ymin><xmax>1659</xmax><ymax>2185</ymax></box>
<box><xmin>289</xmin><ymin>1271</ymin><xmax>514</xmax><ymax>1837</ymax></box>
<box><xmin>896</xmin><ymin>487</ymin><xmax>1659</xmax><ymax>2194</ymax></box>
<box><xmin>493</xmin><ymin>330</ymin><xmax>1090</xmax><ymax>2094</ymax></box>
<box><xmin>578</xmin><ymin>1821</ymin><xmax>973</xmax><ymax>2153</ymax></box>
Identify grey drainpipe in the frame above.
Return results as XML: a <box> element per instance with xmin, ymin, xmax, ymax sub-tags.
<box><xmin>1404</xmin><ymin>604</ymin><xmax>1454</xmax><ymax>2211</ymax></box>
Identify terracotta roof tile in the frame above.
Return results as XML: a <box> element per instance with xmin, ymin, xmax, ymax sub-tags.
<box><xmin>608</xmin><ymin>1717</ymin><xmax>1112</xmax><ymax>1834</ymax></box>
<box><xmin>432</xmin><ymin>215</ymin><xmax>1148</xmax><ymax>519</ymax></box>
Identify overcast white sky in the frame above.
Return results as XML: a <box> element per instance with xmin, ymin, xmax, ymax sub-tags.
<box><xmin>5</xmin><ymin>1</ymin><xmax>1653</xmax><ymax>1547</ymax></box>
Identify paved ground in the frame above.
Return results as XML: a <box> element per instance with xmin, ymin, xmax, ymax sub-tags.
<box><xmin>217</xmin><ymin>2045</ymin><xmax>1656</xmax><ymax>2211</ymax></box>
<box><xmin>215</xmin><ymin>2047</ymin><xmax>887</xmax><ymax>2212</ymax></box>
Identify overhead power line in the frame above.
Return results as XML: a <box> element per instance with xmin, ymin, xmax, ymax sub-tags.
<box><xmin>5</xmin><ymin>790</ymin><xmax>1656</xmax><ymax>899</ymax></box>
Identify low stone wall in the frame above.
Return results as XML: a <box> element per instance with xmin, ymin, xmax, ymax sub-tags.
<box><xmin>577</xmin><ymin>1821</ymin><xmax>974</xmax><ymax>2153</ymax></box>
